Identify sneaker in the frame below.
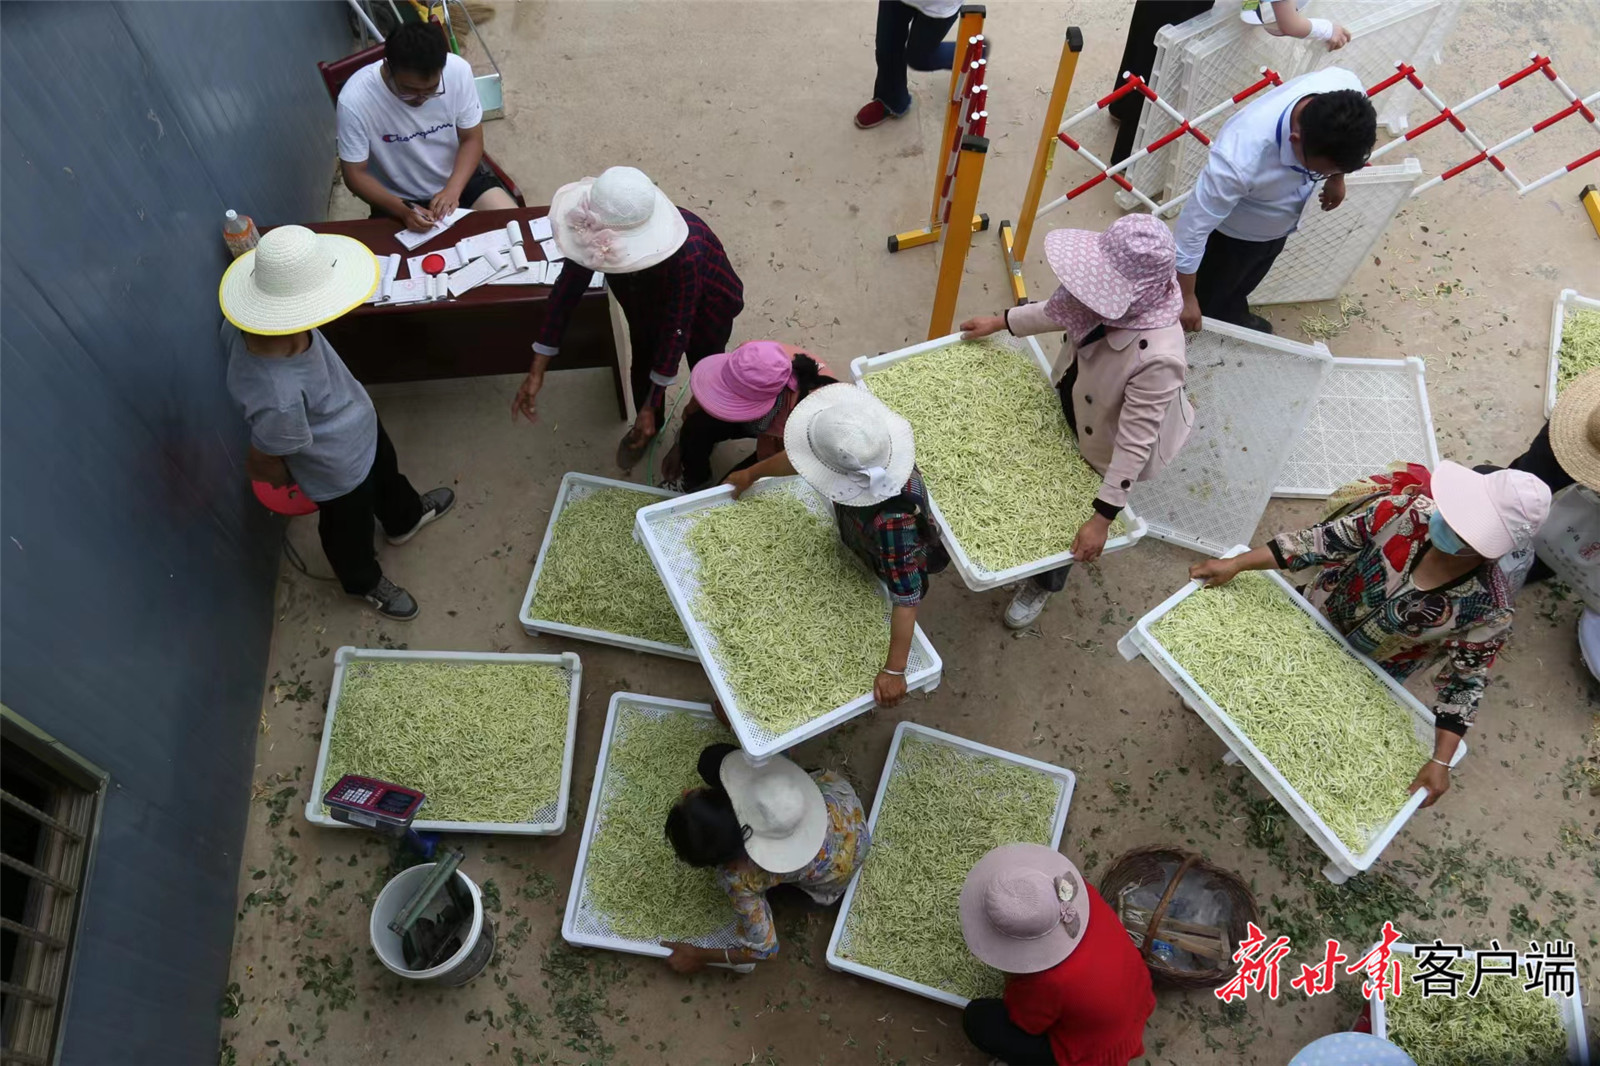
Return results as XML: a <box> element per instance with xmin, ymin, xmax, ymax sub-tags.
<box><xmin>1004</xmin><ymin>582</ymin><xmax>1053</xmax><ymax>629</ymax></box>
<box><xmin>854</xmin><ymin>99</ymin><xmax>905</xmax><ymax>129</ymax></box>
<box><xmin>386</xmin><ymin>487</ymin><xmax>455</xmax><ymax>545</ymax></box>
<box><xmin>1242</xmin><ymin>312</ymin><xmax>1275</xmax><ymax>335</ymax></box>
<box><xmin>358</xmin><ymin>577</ymin><xmax>418</xmax><ymax>620</ymax></box>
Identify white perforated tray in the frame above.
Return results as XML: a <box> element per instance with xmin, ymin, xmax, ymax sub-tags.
<box><xmin>824</xmin><ymin>722</ymin><xmax>1077</xmax><ymax>1007</ymax></box>
<box><xmin>1117</xmin><ymin>558</ymin><xmax>1463</xmax><ymax>882</ymax></box>
<box><xmin>1369</xmin><ymin>941</ymin><xmax>1590</xmax><ymax>1065</ymax></box>
<box><xmin>1275</xmin><ymin>357</ymin><xmax>1439</xmax><ymax>498</ymax></box>
<box><xmin>850</xmin><ymin>333</ymin><xmax>1149</xmax><ymax>592</ymax></box>
<box><xmin>634</xmin><ymin>478</ymin><xmax>942</xmax><ymax>759</ymax></box>
<box><xmin>1547</xmin><ymin>289</ymin><xmax>1600</xmax><ymax>418</ymax></box>
<box><xmin>561</xmin><ymin>693</ymin><xmax>752</xmax><ymax>971</ymax></box>
<box><xmin>1122</xmin><ymin>4</ymin><xmax>1239</xmax><ymax>208</ymax></box>
<box><xmin>1251</xmin><ymin>160</ymin><xmax>1423</xmax><ymax>307</ymax></box>
<box><xmin>305</xmin><ymin>647</ymin><xmax>582</xmax><ymax>835</ymax></box>
<box><xmin>1129</xmin><ymin>319</ymin><xmax>1332</xmax><ymax>556</ymax></box>
<box><xmin>518</xmin><ymin>472</ymin><xmax>697</xmax><ymax>660</ymax></box>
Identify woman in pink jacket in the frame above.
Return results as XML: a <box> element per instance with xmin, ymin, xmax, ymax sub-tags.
<box><xmin>961</xmin><ymin>214</ymin><xmax>1194</xmax><ymax>628</ymax></box>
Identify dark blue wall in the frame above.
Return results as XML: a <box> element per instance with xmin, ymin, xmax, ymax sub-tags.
<box><xmin>0</xmin><ymin>4</ymin><xmax>348</xmax><ymax>1062</ymax></box>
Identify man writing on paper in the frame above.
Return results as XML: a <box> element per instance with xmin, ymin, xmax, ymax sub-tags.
<box><xmin>1173</xmin><ymin>67</ymin><xmax>1377</xmax><ymax>334</ymax></box>
<box><xmin>336</xmin><ymin>22</ymin><xmax>516</xmax><ymax>232</ymax></box>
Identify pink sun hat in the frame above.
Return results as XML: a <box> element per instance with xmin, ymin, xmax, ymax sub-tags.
<box><xmin>1430</xmin><ymin>460</ymin><xmax>1551</xmax><ymax>558</ymax></box>
<box><xmin>690</xmin><ymin>341</ymin><xmax>797</xmax><ymax>422</ymax></box>
<box><xmin>1042</xmin><ymin>214</ymin><xmax>1180</xmax><ymax>322</ymax></box>
<box><xmin>959</xmin><ymin>844</ymin><xmax>1090</xmax><ymax>974</ymax></box>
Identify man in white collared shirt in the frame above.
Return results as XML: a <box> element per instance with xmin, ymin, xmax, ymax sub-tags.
<box><xmin>1174</xmin><ymin>67</ymin><xmax>1377</xmax><ymax>334</ymax></box>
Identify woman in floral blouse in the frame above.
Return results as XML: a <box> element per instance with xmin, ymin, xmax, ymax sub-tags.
<box><xmin>1189</xmin><ymin>461</ymin><xmax>1550</xmax><ymax>809</ymax></box>
<box><xmin>662</xmin><ymin>739</ymin><xmax>869</xmax><ymax>972</ymax></box>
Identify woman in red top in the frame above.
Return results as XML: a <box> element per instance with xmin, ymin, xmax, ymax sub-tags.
<box><xmin>958</xmin><ymin>844</ymin><xmax>1155</xmax><ymax>1066</ymax></box>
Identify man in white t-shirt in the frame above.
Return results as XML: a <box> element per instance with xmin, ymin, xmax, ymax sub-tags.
<box><xmin>336</xmin><ymin>22</ymin><xmax>516</xmax><ymax>231</ymax></box>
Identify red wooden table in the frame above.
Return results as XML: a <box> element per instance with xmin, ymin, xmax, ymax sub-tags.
<box><xmin>302</xmin><ymin>207</ymin><xmax>627</xmax><ymax>416</ymax></box>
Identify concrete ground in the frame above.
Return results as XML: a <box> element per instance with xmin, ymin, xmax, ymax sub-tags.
<box><xmin>222</xmin><ymin>3</ymin><xmax>1600</xmax><ymax>1064</ymax></box>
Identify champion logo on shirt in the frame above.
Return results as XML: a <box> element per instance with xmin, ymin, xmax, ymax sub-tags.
<box><xmin>381</xmin><ymin>121</ymin><xmax>453</xmax><ymax>145</ymax></box>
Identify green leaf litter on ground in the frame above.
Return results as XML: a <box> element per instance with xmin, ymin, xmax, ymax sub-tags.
<box><xmin>1151</xmin><ymin>573</ymin><xmax>1426</xmax><ymax>852</ymax></box>
<box><xmin>863</xmin><ymin>341</ymin><xmax>1123</xmax><ymax>573</ymax></box>
<box><xmin>687</xmin><ymin>492</ymin><xmax>890</xmax><ymax>734</ymax></box>
<box><xmin>1386</xmin><ymin>954</ymin><xmax>1568</xmax><ymax>1066</ymax></box>
<box><xmin>1555</xmin><ymin>307</ymin><xmax>1600</xmax><ymax>395</ymax></box>
<box><xmin>322</xmin><ymin>660</ymin><xmax>569</xmax><ymax>824</ymax></box>
<box><xmin>583</xmin><ymin>706</ymin><xmax>738</xmax><ymax>941</ymax></box>
<box><xmin>842</xmin><ymin>735</ymin><xmax>1060</xmax><ymax>999</ymax></box>
<box><xmin>529</xmin><ymin>487</ymin><xmax>689</xmax><ymax>646</ymax></box>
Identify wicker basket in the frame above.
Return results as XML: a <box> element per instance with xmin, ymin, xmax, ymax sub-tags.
<box><xmin>1098</xmin><ymin>845</ymin><xmax>1259</xmax><ymax>990</ymax></box>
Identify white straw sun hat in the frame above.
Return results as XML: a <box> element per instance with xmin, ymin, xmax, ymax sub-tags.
<box><xmin>549</xmin><ymin>166</ymin><xmax>691</xmax><ymax>274</ymax></box>
<box><xmin>218</xmin><ymin>225</ymin><xmax>378</xmax><ymax>336</ymax></box>
<box><xmin>783</xmin><ymin>383</ymin><xmax>915</xmax><ymax>507</ymax></box>
<box><xmin>718</xmin><ymin>751</ymin><xmax>827</xmax><ymax>874</ymax></box>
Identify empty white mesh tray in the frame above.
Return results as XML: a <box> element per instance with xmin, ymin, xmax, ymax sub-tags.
<box><xmin>1275</xmin><ymin>357</ymin><xmax>1439</xmax><ymax>498</ymax></box>
<box><xmin>1117</xmin><ymin>560</ymin><xmax>1463</xmax><ymax>883</ymax></box>
<box><xmin>518</xmin><ymin>472</ymin><xmax>697</xmax><ymax>660</ymax></box>
<box><xmin>824</xmin><ymin>722</ymin><xmax>1077</xmax><ymax>1007</ymax></box>
<box><xmin>1129</xmin><ymin>319</ymin><xmax>1332</xmax><ymax>556</ymax></box>
<box><xmin>1368</xmin><ymin>941</ymin><xmax>1591</xmax><ymax>1066</ymax></box>
<box><xmin>305</xmin><ymin>647</ymin><xmax>582</xmax><ymax>835</ymax></box>
<box><xmin>561</xmin><ymin>693</ymin><xmax>752</xmax><ymax>971</ymax></box>
<box><xmin>850</xmin><ymin>333</ymin><xmax>1148</xmax><ymax>592</ymax></box>
<box><xmin>1123</xmin><ymin>5</ymin><xmax>1240</xmax><ymax>207</ymax></box>
<box><xmin>634</xmin><ymin>478</ymin><xmax>942</xmax><ymax>759</ymax></box>
<box><xmin>1547</xmin><ymin>288</ymin><xmax>1600</xmax><ymax>419</ymax></box>
<box><xmin>1251</xmin><ymin>160</ymin><xmax>1422</xmax><ymax>307</ymax></box>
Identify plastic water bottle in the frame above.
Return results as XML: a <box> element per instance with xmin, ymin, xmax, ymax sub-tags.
<box><xmin>223</xmin><ymin>209</ymin><xmax>260</xmax><ymax>259</ymax></box>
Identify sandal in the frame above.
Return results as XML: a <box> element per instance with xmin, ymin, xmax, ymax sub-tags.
<box><xmin>615</xmin><ymin>426</ymin><xmax>653</xmax><ymax>471</ymax></box>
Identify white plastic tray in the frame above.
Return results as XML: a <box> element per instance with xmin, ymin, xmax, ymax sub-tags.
<box><xmin>305</xmin><ymin>647</ymin><xmax>582</xmax><ymax>835</ymax></box>
<box><xmin>634</xmin><ymin>477</ymin><xmax>943</xmax><ymax>759</ymax></box>
<box><xmin>1250</xmin><ymin>159</ymin><xmax>1423</xmax><ymax>307</ymax></box>
<box><xmin>824</xmin><ymin>722</ymin><xmax>1077</xmax><ymax>1008</ymax></box>
<box><xmin>1275</xmin><ymin>357</ymin><xmax>1440</xmax><ymax>498</ymax></box>
<box><xmin>1129</xmin><ymin>319</ymin><xmax>1332</xmax><ymax>557</ymax></box>
<box><xmin>850</xmin><ymin>333</ymin><xmax>1149</xmax><ymax>591</ymax></box>
<box><xmin>1547</xmin><ymin>289</ymin><xmax>1600</xmax><ymax>418</ymax></box>
<box><xmin>518</xmin><ymin>472</ymin><xmax>697</xmax><ymax>660</ymax></box>
<box><xmin>1369</xmin><ymin>941</ymin><xmax>1590</xmax><ymax>1066</ymax></box>
<box><xmin>1117</xmin><ymin>556</ymin><xmax>1464</xmax><ymax>882</ymax></box>
<box><xmin>561</xmin><ymin>693</ymin><xmax>752</xmax><ymax>971</ymax></box>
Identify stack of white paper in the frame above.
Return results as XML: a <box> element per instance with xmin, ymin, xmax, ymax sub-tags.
<box><xmin>394</xmin><ymin>208</ymin><xmax>471</xmax><ymax>250</ymax></box>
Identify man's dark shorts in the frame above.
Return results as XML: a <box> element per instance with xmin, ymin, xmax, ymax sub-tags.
<box><xmin>367</xmin><ymin>162</ymin><xmax>509</xmax><ymax>218</ymax></box>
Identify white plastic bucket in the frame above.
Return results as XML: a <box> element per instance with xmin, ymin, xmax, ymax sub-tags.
<box><xmin>370</xmin><ymin>864</ymin><xmax>495</xmax><ymax>986</ymax></box>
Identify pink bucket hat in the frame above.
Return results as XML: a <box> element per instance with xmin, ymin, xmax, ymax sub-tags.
<box><xmin>1042</xmin><ymin>214</ymin><xmax>1181</xmax><ymax>322</ymax></box>
<box><xmin>690</xmin><ymin>341</ymin><xmax>797</xmax><ymax>422</ymax></box>
<box><xmin>1430</xmin><ymin>460</ymin><xmax>1552</xmax><ymax>558</ymax></box>
<box><xmin>959</xmin><ymin>844</ymin><xmax>1090</xmax><ymax>974</ymax></box>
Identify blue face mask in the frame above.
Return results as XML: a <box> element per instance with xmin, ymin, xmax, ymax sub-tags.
<box><xmin>1428</xmin><ymin>510</ymin><xmax>1472</xmax><ymax>556</ymax></box>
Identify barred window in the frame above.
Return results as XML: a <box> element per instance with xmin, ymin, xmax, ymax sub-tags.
<box><xmin>2</xmin><ymin>710</ymin><xmax>105</xmax><ymax>1066</ymax></box>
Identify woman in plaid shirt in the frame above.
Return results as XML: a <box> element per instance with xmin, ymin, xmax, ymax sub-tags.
<box><xmin>727</xmin><ymin>385</ymin><xmax>947</xmax><ymax>707</ymax></box>
<box><xmin>512</xmin><ymin>167</ymin><xmax>744</xmax><ymax>469</ymax></box>
<box><xmin>1189</xmin><ymin>461</ymin><xmax>1551</xmax><ymax>808</ymax></box>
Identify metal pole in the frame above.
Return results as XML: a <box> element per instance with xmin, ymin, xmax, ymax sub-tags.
<box><xmin>346</xmin><ymin>0</ymin><xmax>384</xmax><ymax>42</ymax></box>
